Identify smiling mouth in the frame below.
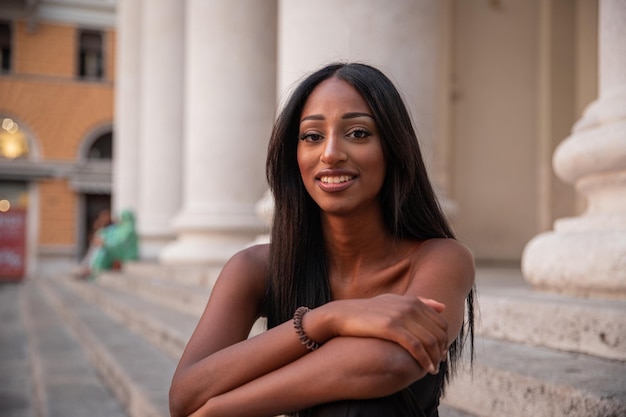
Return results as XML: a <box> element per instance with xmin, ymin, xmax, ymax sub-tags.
<box><xmin>320</xmin><ymin>175</ymin><xmax>355</xmax><ymax>184</ymax></box>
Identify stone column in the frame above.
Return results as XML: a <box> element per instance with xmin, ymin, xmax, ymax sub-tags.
<box><xmin>280</xmin><ymin>0</ymin><xmax>442</xmax><ymax>159</ymax></box>
<box><xmin>159</xmin><ymin>0</ymin><xmax>276</xmax><ymax>265</ymax></box>
<box><xmin>247</xmin><ymin>0</ymin><xmax>453</xmax><ymax>242</ymax></box>
<box><xmin>272</xmin><ymin>0</ymin><xmax>454</xmax><ymax>213</ymax></box>
<box><xmin>522</xmin><ymin>0</ymin><xmax>626</xmax><ymax>298</ymax></box>
<box><xmin>136</xmin><ymin>0</ymin><xmax>184</xmax><ymax>259</ymax></box>
<box><xmin>112</xmin><ymin>0</ymin><xmax>141</xmax><ymax>216</ymax></box>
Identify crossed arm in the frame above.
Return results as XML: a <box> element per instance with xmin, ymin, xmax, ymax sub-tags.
<box><xmin>169</xmin><ymin>240</ymin><xmax>474</xmax><ymax>417</ymax></box>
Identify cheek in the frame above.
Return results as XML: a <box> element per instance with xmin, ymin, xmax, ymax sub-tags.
<box><xmin>370</xmin><ymin>149</ymin><xmax>387</xmax><ymax>191</ymax></box>
<box><xmin>297</xmin><ymin>145</ymin><xmax>315</xmax><ymax>177</ymax></box>
<box><xmin>366</xmin><ymin>145</ymin><xmax>386</xmax><ymax>179</ymax></box>
<box><xmin>296</xmin><ymin>147</ymin><xmax>313</xmax><ymax>192</ymax></box>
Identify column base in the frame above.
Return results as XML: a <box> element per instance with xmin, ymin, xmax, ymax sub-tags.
<box><xmin>522</xmin><ymin>228</ymin><xmax>626</xmax><ymax>299</ymax></box>
<box><xmin>159</xmin><ymin>204</ymin><xmax>268</xmax><ymax>265</ymax></box>
<box><xmin>139</xmin><ymin>234</ymin><xmax>175</xmax><ymax>261</ymax></box>
<box><xmin>159</xmin><ymin>232</ymin><xmax>258</xmax><ymax>266</ymax></box>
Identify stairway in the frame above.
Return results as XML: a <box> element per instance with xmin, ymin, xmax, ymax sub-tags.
<box><xmin>3</xmin><ymin>263</ymin><xmax>625</xmax><ymax>417</ymax></box>
<box><xmin>442</xmin><ymin>267</ymin><xmax>626</xmax><ymax>417</ymax></box>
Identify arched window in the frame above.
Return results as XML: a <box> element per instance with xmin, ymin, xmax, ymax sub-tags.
<box><xmin>87</xmin><ymin>132</ymin><xmax>112</xmax><ymax>160</ymax></box>
<box><xmin>0</xmin><ymin>117</ymin><xmax>29</xmax><ymax>159</ymax></box>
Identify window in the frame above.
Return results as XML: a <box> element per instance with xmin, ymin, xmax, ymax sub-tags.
<box><xmin>0</xmin><ymin>118</ymin><xmax>28</xmax><ymax>159</ymax></box>
<box><xmin>0</xmin><ymin>21</ymin><xmax>11</xmax><ymax>73</ymax></box>
<box><xmin>87</xmin><ymin>132</ymin><xmax>112</xmax><ymax>160</ymax></box>
<box><xmin>78</xmin><ymin>30</ymin><xmax>104</xmax><ymax>79</ymax></box>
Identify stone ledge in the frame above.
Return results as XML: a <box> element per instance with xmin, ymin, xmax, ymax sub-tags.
<box><xmin>122</xmin><ymin>261</ymin><xmax>221</xmax><ymax>287</ymax></box>
<box><xmin>475</xmin><ymin>267</ymin><xmax>626</xmax><ymax>360</ymax></box>
<box><xmin>97</xmin><ymin>270</ymin><xmax>212</xmax><ymax>317</ymax></box>
<box><xmin>443</xmin><ymin>337</ymin><xmax>626</xmax><ymax>417</ymax></box>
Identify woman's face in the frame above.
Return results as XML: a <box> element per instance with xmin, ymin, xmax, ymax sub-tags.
<box><xmin>297</xmin><ymin>77</ymin><xmax>386</xmax><ymax>216</ymax></box>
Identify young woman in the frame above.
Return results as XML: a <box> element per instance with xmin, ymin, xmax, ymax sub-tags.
<box><xmin>169</xmin><ymin>62</ymin><xmax>476</xmax><ymax>417</ymax></box>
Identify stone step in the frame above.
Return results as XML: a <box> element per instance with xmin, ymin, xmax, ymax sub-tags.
<box><xmin>122</xmin><ymin>261</ymin><xmax>222</xmax><ymax>287</ymax></box>
<box><xmin>68</xmin><ymin>272</ymin><xmax>626</xmax><ymax>417</ymax></box>
<box><xmin>60</xmin><ymin>275</ymin><xmax>266</xmax><ymax>359</ymax></box>
<box><xmin>438</xmin><ymin>404</ymin><xmax>479</xmax><ymax>417</ymax></box>
<box><xmin>60</xmin><ymin>266</ymin><xmax>626</xmax><ymax>417</ymax></box>
<box><xmin>442</xmin><ymin>337</ymin><xmax>626</xmax><ymax>417</ymax></box>
<box><xmin>1</xmin><ymin>280</ymin><xmax>130</xmax><ymax>417</ymax></box>
<box><xmin>37</xmin><ymin>277</ymin><xmax>175</xmax><ymax>417</ymax></box>
<box><xmin>98</xmin><ymin>265</ymin><xmax>626</xmax><ymax>361</ymax></box>
<box><xmin>475</xmin><ymin>267</ymin><xmax>626</xmax><ymax>361</ymax></box>
<box><xmin>96</xmin><ymin>269</ymin><xmax>212</xmax><ymax>317</ymax></box>
<box><xmin>60</xmin><ymin>275</ymin><xmax>196</xmax><ymax>359</ymax></box>
<box><xmin>57</xmin><ymin>275</ymin><xmax>473</xmax><ymax>417</ymax></box>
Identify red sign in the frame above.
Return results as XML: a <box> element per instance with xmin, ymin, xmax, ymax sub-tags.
<box><xmin>0</xmin><ymin>209</ymin><xmax>26</xmax><ymax>280</ymax></box>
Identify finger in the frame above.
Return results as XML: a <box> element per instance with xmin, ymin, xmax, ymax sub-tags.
<box><xmin>414</xmin><ymin>301</ymin><xmax>448</xmax><ymax>334</ymax></box>
<box><xmin>396</xmin><ymin>329</ymin><xmax>437</xmax><ymax>374</ymax></box>
<box><xmin>418</xmin><ymin>297</ymin><xmax>446</xmax><ymax>313</ymax></box>
<box><xmin>398</xmin><ymin>321</ymin><xmax>448</xmax><ymax>375</ymax></box>
<box><xmin>405</xmin><ymin>312</ymin><xmax>449</xmax><ymax>365</ymax></box>
<box><xmin>418</xmin><ymin>325</ymin><xmax>448</xmax><ymax>373</ymax></box>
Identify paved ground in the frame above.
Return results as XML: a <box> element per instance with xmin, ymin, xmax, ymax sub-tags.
<box><xmin>0</xmin><ymin>280</ymin><xmax>129</xmax><ymax>417</ymax></box>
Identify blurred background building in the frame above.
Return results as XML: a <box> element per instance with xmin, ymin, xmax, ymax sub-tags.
<box><xmin>0</xmin><ymin>0</ymin><xmax>115</xmax><ymax>279</ymax></box>
<box><xmin>3</xmin><ymin>0</ymin><xmax>626</xmax><ymax>300</ymax></box>
<box><xmin>0</xmin><ymin>0</ymin><xmax>606</xmax><ymax>281</ymax></box>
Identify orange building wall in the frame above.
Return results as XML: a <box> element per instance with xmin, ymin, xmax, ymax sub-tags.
<box><xmin>106</xmin><ymin>31</ymin><xmax>116</xmax><ymax>82</ymax></box>
<box><xmin>0</xmin><ymin>79</ymin><xmax>114</xmax><ymax>160</ymax></box>
<box><xmin>14</xmin><ymin>21</ymin><xmax>76</xmax><ymax>77</ymax></box>
<box><xmin>0</xmin><ymin>20</ymin><xmax>115</xmax><ymax>249</ymax></box>
<box><xmin>38</xmin><ymin>179</ymin><xmax>76</xmax><ymax>245</ymax></box>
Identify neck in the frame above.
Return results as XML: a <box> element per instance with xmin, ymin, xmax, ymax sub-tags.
<box><xmin>321</xmin><ymin>209</ymin><xmax>397</xmax><ymax>281</ymax></box>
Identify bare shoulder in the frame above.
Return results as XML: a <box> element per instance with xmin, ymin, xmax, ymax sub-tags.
<box><xmin>417</xmin><ymin>238</ymin><xmax>473</xmax><ymax>264</ymax></box>
<box><xmin>226</xmin><ymin>243</ymin><xmax>270</xmax><ymax>270</ymax></box>
<box><xmin>216</xmin><ymin>243</ymin><xmax>270</xmax><ymax>297</ymax></box>
<box><xmin>409</xmin><ymin>238</ymin><xmax>475</xmax><ymax>293</ymax></box>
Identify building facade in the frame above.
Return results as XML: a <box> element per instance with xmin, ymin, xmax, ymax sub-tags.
<box><xmin>2</xmin><ymin>0</ymin><xmax>624</xmax><ymax>298</ymax></box>
<box><xmin>0</xmin><ymin>0</ymin><xmax>115</xmax><ymax>278</ymax></box>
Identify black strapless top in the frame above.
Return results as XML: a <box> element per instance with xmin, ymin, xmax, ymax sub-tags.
<box><xmin>296</xmin><ymin>370</ymin><xmax>445</xmax><ymax>417</ymax></box>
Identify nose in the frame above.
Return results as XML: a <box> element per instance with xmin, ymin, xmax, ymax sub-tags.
<box><xmin>320</xmin><ymin>133</ymin><xmax>347</xmax><ymax>164</ymax></box>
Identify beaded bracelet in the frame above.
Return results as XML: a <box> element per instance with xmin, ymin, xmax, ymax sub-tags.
<box><xmin>293</xmin><ymin>306</ymin><xmax>320</xmax><ymax>351</ymax></box>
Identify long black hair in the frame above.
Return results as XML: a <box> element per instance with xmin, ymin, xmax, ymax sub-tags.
<box><xmin>265</xmin><ymin>62</ymin><xmax>474</xmax><ymax>387</ymax></box>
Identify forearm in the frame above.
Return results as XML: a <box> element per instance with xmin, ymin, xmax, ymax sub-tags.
<box><xmin>172</xmin><ymin>299</ymin><xmax>344</xmax><ymax>416</ymax></box>
<box><xmin>170</xmin><ymin>320</ymin><xmax>310</xmax><ymax>417</ymax></box>
<box><xmin>194</xmin><ymin>337</ymin><xmax>425</xmax><ymax>417</ymax></box>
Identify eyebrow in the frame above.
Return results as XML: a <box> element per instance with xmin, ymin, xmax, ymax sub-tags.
<box><xmin>300</xmin><ymin>112</ymin><xmax>374</xmax><ymax>123</ymax></box>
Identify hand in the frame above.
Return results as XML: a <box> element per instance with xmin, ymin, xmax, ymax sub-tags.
<box><xmin>326</xmin><ymin>295</ymin><xmax>448</xmax><ymax>374</ymax></box>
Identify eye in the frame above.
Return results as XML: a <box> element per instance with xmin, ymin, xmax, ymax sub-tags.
<box><xmin>299</xmin><ymin>132</ymin><xmax>324</xmax><ymax>142</ymax></box>
<box><xmin>347</xmin><ymin>129</ymin><xmax>371</xmax><ymax>140</ymax></box>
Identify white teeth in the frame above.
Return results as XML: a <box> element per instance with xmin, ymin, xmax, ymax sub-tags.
<box><xmin>321</xmin><ymin>175</ymin><xmax>353</xmax><ymax>184</ymax></box>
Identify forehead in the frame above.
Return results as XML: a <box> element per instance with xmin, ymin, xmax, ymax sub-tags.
<box><xmin>301</xmin><ymin>77</ymin><xmax>371</xmax><ymax>116</ymax></box>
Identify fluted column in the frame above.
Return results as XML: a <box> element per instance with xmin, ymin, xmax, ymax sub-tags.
<box><xmin>136</xmin><ymin>0</ymin><xmax>184</xmax><ymax>259</ymax></box>
<box><xmin>522</xmin><ymin>0</ymin><xmax>626</xmax><ymax>298</ymax></box>
<box><xmin>112</xmin><ymin>0</ymin><xmax>141</xmax><ymax>216</ymax></box>
<box><xmin>159</xmin><ymin>0</ymin><xmax>276</xmax><ymax>265</ymax></box>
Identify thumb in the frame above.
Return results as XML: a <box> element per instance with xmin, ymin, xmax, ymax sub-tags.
<box><xmin>418</xmin><ymin>297</ymin><xmax>446</xmax><ymax>313</ymax></box>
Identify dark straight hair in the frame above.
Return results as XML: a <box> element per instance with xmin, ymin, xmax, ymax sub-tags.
<box><xmin>265</xmin><ymin>62</ymin><xmax>474</xmax><ymax>385</ymax></box>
